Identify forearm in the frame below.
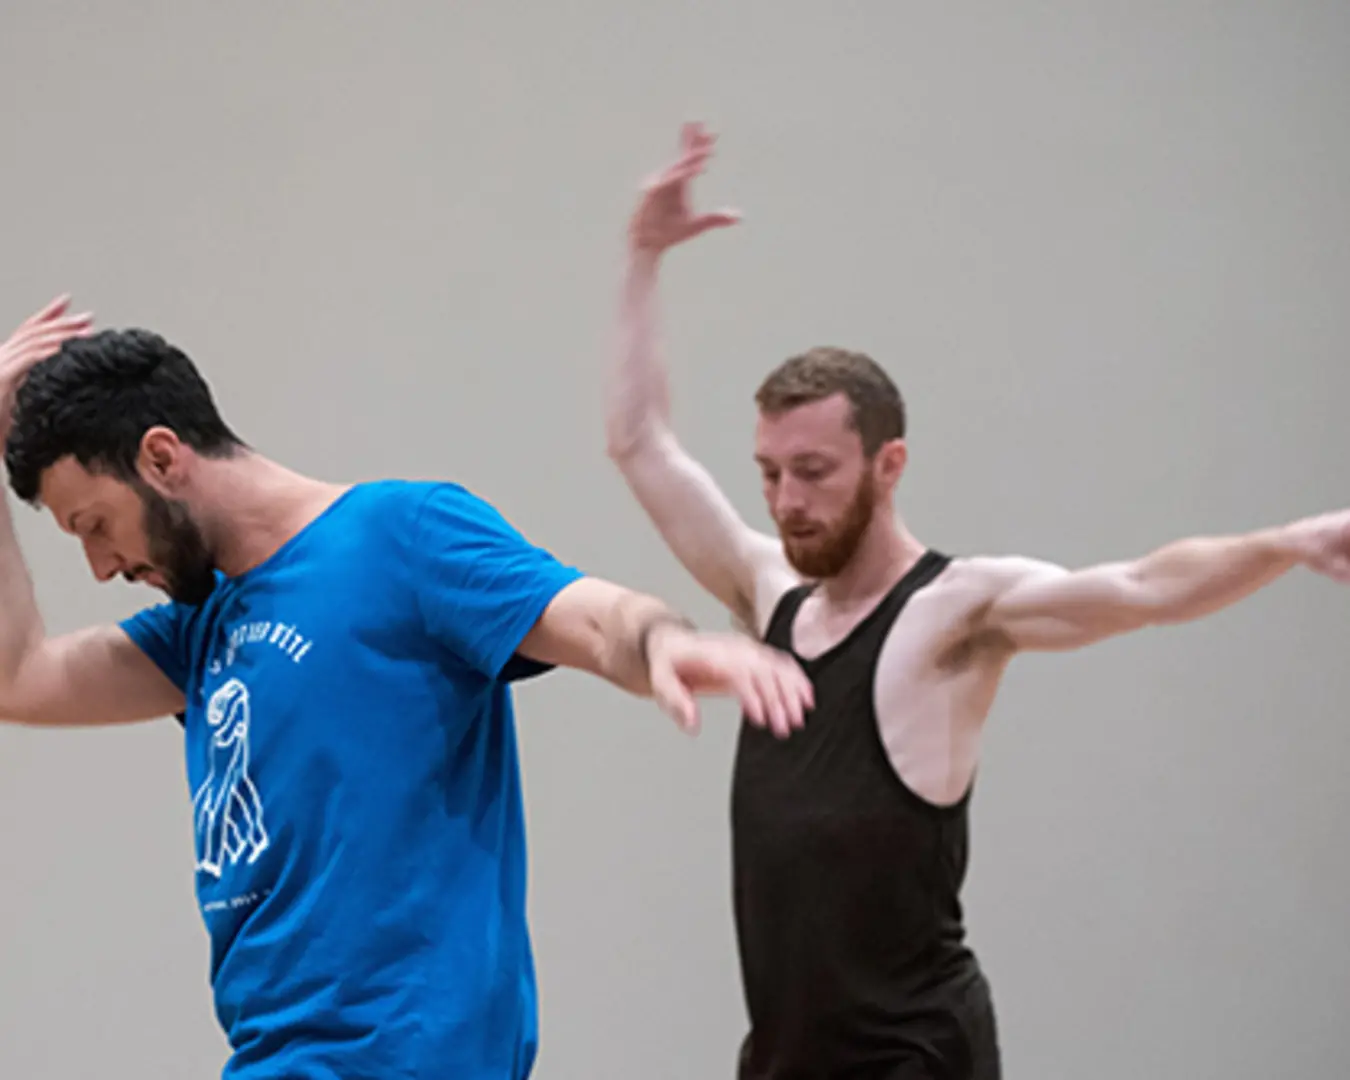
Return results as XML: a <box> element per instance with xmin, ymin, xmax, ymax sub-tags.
<box><xmin>519</xmin><ymin>577</ymin><xmax>692</xmax><ymax>697</ymax></box>
<box><xmin>600</xmin><ymin>251</ymin><xmax>778</xmax><ymax>622</ymax></box>
<box><xmin>988</xmin><ymin>521</ymin><xmax>1314</xmax><ymax>652</ymax></box>
<box><xmin>591</xmin><ymin>588</ymin><xmax>692</xmax><ymax>696</ymax></box>
<box><xmin>1129</xmin><ymin>526</ymin><xmax>1301</xmax><ymax>623</ymax></box>
<box><xmin>0</xmin><ymin>493</ymin><xmax>46</xmax><ymax>693</ymax></box>
<box><xmin>606</xmin><ymin>249</ymin><xmax>673</xmax><ymax>460</ymax></box>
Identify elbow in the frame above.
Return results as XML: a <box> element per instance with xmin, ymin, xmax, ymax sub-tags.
<box><xmin>604</xmin><ymin>430</ymin><xmax>638</xmax><ymax>465</ymax></box>
<box><xmin>605</xmin><ymin>420</ymin><xmax>668</xmax><ymax>470</ymax></box>
<box><xmin>603</xmin><ymin>414</ymin><xmax>643</xmax><ymax>464</ymax></box>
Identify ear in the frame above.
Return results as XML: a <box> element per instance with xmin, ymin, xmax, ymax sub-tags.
<box><xmin>136</xmin><ymin>426</ymin><xmax>186</xmax><ymax>491</ymax></box>
<box><xmin>874</xmin><ymin>438</ymin><xmax>908</xmax><ymax>488</ymax></box>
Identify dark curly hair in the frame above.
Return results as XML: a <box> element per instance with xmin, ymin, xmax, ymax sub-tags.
<box><xmin>4</xmin><ymin>328</ymin><xmax>246</xmax><ymax>504</ymax></box>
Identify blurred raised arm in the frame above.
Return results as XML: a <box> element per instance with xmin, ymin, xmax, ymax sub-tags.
<box><xmin>606</xmin><ymin>124</ymin><xmax>797</xmax><ymax>634</ymax></box>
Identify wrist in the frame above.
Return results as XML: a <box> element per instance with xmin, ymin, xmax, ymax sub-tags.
<box><xmin>637</xmin><ymin>611</ymin><xmax>695</xmax><ymax>668</ymax></box>
<box><xmin>1260</xmin><ymin>522</ymin><xmax>1309</xmax><ymax>564</ymax></box>
<box><xmin>626</xmin><ymin>243</ymin><xmax>663</xmax><ymax>277</ymax></box>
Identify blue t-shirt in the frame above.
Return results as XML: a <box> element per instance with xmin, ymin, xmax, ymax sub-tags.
<box><xmin>120</xmin><ymin>479</ymin><xmax>584</xmax><ymax>1079</ymax></box>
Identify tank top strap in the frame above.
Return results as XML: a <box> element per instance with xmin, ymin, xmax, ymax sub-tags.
<box><xmin>761</xmin><ymin>583</ymin><xmax>815</xmax><ymax>649</ymax></box>
<box><xmin>863</xmin><ymin>549</ymin><xmax>953</xmax><ymax>640</ymax></box>
<box><xmin>793</xmin><ymin>550</ymin><xmax>954</xmax><ymax>669</ymax></box>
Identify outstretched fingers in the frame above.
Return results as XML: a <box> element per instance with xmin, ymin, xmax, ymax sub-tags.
<box><xmin>20</xmin><ymin>294</ymin><xmax>72</xmax><ymax>329</ymax></box>
<box><xmin>648</xmin><ymin>121</ymin><xmax>721</xmax><ymax>191</ymax></box>
<box><xmin>734</xmin><ymin>650</ymin><xmax>812</xmax><ymax>740</ymax></box>
<box><xmin>647</xmin><ymin>148</ymin><xmax>712</xmax><ymax>193</ymax></box>
<box><xmin>28</xmin><ymin>314</ymin><xmax>93</xmax><ymax>345</ymax></box>
<box><xmin>12</xmin><ymin>314</ymin><xmax>93</xmax><ymax>362</ymax></box>
<box><xmin>691</xmin><ymin>207</ymin><xmax>742</xmax><ymax>234</ymax></box>
<box><xmin>651</xmin><ymin>663</ymin><xmax>702</xmax><ymax>736</ymax></box>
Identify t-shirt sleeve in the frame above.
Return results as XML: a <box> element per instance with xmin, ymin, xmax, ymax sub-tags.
<box><xmin>119</xmin><ymin>601</ymin><xmax>194</xmax><ymax>694</ymax></box>
<box><xmin>410</xmin><ymin>482</ymin><xmax>585</xmax><ymax>681</ymax></box>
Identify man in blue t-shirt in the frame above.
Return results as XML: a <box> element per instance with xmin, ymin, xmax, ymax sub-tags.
<box><xmin>0</xmin><ymin>298</ymin><xmax>814</xmax><ymax>1079</ymax></box>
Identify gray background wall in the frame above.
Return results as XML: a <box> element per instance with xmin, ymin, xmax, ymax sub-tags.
<box><xmin>1</xmin><ymin>3</ymin><xmax>1347</xmax><ymax>1077</ymax></box>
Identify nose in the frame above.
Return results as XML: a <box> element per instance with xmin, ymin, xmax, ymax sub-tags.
<box><xmin>83</xmin><ymin>541</ymin><xmax>122</xmax><ymax>584</ymax></box>
<box><xmin>773</xmin><ymin>475</ymin><xmax>808</xmax><ymax>517</ymax></box>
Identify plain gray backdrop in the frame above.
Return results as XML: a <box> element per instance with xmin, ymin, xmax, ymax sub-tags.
<box><xmin>1</xmin><ymin>3</ymin><xmax>1347</xmax><ymax>1078</ymax></box>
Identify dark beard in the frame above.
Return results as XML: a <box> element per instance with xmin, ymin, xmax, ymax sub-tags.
<box><xmin>781</xmin><ymin>475</ymin><xmax>877</xmax><ymax>579</ymax></box>
<box><xmin>139</xmin><ymin>485</ymin><xmax>218</xmax><ymax>606</ymax></box>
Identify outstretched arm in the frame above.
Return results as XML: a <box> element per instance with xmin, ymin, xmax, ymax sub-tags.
<box><xmin>517</xmin><ymin>576</ymin><xmax>810</xmax><ymax>737</ymax></box>
<box><xmin>410</xmin><ymin>482</ymin><xmax>811</xmax><ymax>739</ymax></box>
<box><xmin>607</xmin><ymin>124</ymin><xmax>796</xmax><ymax>633</ymax></box>
<box><xmin>978</xmin><ymin>510</ymin><xmax>1350</xmax><ymax>652</ymax></box>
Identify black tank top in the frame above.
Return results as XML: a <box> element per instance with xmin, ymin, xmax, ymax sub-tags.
<box><xmin>730</xmin><ymin>549</ymin><xmax>984</xmax><ymax>1078</ymax></box>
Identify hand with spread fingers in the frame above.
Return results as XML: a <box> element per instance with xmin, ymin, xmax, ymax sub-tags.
<box><xmin>642</xmin><ymin>620</ymin><xmax>812</xmax><ymax>739</ymax></box>
<box><xmin>0</xmin><ymin>296</ymin><xmax>94</xmax><ymax>440</ymax></box>
<box><xmin>629</xmin><ymin>122</ymin><xmax>742</xmax><ymax>255</ymax></box>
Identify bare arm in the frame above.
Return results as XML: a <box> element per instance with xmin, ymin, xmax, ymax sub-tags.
<box><xmin>515</xmin><ymin>575</ymin><xmax>693</xmax><ymax>696</ymax></box>
<box><xmin>516</xmin><ymin>576</ymin><xmax>810</xmax><ymax>738</ymax></box>
<box><xmin>0</xmin><ymin>495</ymin><xmax>183</xmax><ymax>727</ymax></box>
<box><xmin>2</xmin><ymin>625</ymin><xmax>186</xmax><ymax>727</ymax></box>
<box><xmin>0</xmin><ymin>299</ymin><xmax>185</xmax><ymax>727</ymax></box>
<box><xmin>979</xmin><ymin>513</ymin><xmax>1348</xmax><ymax>653</ymax></box>
<box><xmin>606</xmin><ymin>249</ymin><xmax>794</xmax><ymax>633</ymax></box>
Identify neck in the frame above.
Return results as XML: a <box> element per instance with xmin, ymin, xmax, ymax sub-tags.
<box><xmin>818</xmin><ymin>512</ymin><xmax>927</xmax><ymax>605</ymax></box>
<box><xmin>191</xmin><ymin>452</ymin><xmax>349</xmax><ymax>577</ymax></box>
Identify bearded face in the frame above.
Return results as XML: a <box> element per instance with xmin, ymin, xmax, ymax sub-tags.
<box><xmin>754</xmin><ymin>394</ymin><xmax>904</xmax><ymax>580</ymax></box>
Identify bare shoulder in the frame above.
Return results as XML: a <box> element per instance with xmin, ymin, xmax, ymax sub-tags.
<box><xmin>952</xmin><ymin>553</ymin><xmax>1070</xmax><ymax>595</ymax></box>
<box><xmin>744</xmin><ymin>533</ymin><xmax>803</xmax><ymax>636</ymax></box>
<box><xmin>916</xmin><ymin>555</ymin><xmax>1035</xmax><ymax>608</ymax></box>
<box><xmin>904</xmin><ymin>554</ymin><xmax>1069</xmax><ymax>648</ymax></box>
<box><xmin>848</xmin><ymin>556</ymin><xmax>986</xmax><ymax>657</ymax></box>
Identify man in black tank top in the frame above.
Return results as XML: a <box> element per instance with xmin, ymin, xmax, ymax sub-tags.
<box><xmin>607</xmin><ymin>125</ymin><xmax>1350</xmax><ymax>1079</ymax></box>
<box><xmin>731</xmin><ymin>551</ymin><xmax>999</xmax><ymax>1079</ymax></box>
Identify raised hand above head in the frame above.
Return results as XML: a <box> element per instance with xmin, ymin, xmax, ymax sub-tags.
<box><xmin>0</xmin><ymin>295</ymin><xmax>94</xmax><ymax>439</ymax></box>
<box><xmin>628</xmin><ymin>121</ymin><xmax>742</xmax><ymax>256</ymax></box>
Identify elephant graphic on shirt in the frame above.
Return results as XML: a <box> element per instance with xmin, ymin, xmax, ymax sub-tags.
<box><xmin>192</xmin><ymin>677</ymin><xmax>270</xmax><ymax>878</ymax></box>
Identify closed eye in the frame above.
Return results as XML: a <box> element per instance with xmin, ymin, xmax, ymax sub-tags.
<box><xmin>792</xmin><ymin>459</ymin><xmax>836</xmax><ymax>482</ymax></box>
<box><xmin>755</xmin><ymin>459</ymin><xmax>781</xmax><ymax>484</ymax></box>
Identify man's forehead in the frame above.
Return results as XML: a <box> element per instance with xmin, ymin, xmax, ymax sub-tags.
<box><xmin>37</xmin><ymin>457</ymin><xmax>117</xmax><ymax>518</ymax></box>
<box><xmin>755</xmin><ymin>395</ymin><xmax>858</xmax><ymax>451</ymax></box>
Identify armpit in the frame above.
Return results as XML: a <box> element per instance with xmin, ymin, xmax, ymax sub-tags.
<box><xmin>938</xmin><ymin>555</ymin><xmax>1068</xmax><ymax>652</ymax></box>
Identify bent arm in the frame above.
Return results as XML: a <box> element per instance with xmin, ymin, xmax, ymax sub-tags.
<box><xmin>0</xmin><ymin>494</ymin><xmax>184</xmax><ymax>726</ymax></box>
<box><xmin>982</xmin><ymin>526</ymin><xmax>1302</xmax><ymax>652</ymax></box>
<box><xmin>2</xmin><ymin>625</ymin><xmax>185</xmax><ymax>726</ymax></box>
<box><xmin>606</xmin><ymin>251</ymin><xmax>794</xmax><ymax>631</ymax></box>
